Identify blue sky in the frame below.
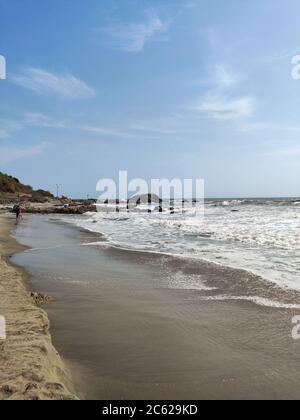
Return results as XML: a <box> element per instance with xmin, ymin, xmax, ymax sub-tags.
<box><xmin>1</xmin><ymin>0</ymin><xmax>300</xmax><ymax>198</ymax></box>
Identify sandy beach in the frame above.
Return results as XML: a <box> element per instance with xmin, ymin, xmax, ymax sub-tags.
<box><xmin>0</xmin><ymin>213</ymin><xmax>76</xmax><ymax>400</ymax></box>
<box><xmin>2</xmin><ymin>0</ymin><xmax>300</xmax><ymax>403</ymax></box>
<box><xmin>8</xmin><ymin>213</ymin><xmax>300</xmax><ymax>400</ymax></box>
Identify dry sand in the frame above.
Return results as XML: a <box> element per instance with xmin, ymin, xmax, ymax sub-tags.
<box><xmin>0</xmin><ymin>213</ymin><xmax>77</xmax><ymax>400</ymax></box>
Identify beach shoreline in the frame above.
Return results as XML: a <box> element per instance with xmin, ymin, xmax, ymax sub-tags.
<box><xmin>10</xmin><ymin>213</ymin><xmax>300</xmax><ymax>400</ymax></box>
<box><xmin>0</xmin><ymin>212</ymin><xmax>77</xmax><ymax>400</ymax></box>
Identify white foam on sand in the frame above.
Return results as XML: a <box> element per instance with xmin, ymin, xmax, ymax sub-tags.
<box><xmin>61</xmin><ymin>200</ymin><xmax>300</xmax><ymax>293</ymax></box>
<box><xmin>199</xmin><ymin>295</ymin><xmax>300</xmax><ymax>309</ymax></box>
<box><xmin>167</xmin><ymin>271</ymin><xmax>218</xmax><ymax>291</ymax></box>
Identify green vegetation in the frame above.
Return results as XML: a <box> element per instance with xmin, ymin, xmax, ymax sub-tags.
<box><xmin>0</xmin><ymin>172</ymin><xmax>53</xmax><ymax>200</ymax></box>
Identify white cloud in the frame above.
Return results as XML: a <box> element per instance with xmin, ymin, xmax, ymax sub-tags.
<box><xmin>79</xmin><ymin>125</ymin><xmax>133</xmax><ymax>138</ymax></box>
<box><xmin>191</xmin><ymin>94</ymin><xmax>256</xmax><ymax>121</ymax></box>
<box><xmin>11</xmin><ymin>68</ymin><xmax>96</xmax><ymax>100</ymax></box>
<box><xmin>194</xmin><ymin>64</ymin><xmax>239</xmax><ymax>90</ymax></box>
<box><xmin>214</xmin><ymin>65</ymin><xmax>238</xmax><ymax>89</ymax></box>
<box><xmin>99</xmin><ymin>14</ymin><xmax>170</xmax><ymax>52</ymax></box>
<box><xmin>0</xmin><ymin>120</ymin><xmax>23</xmax><ymax>140</ymax></box>
<box><xmin>0</xmin><ymin>142</ymin><xmax>47</xmax><ymax>163</ymax></box>
<box><xmin>129</xmin><ymin>122</ymin><xmax>176</xmax><ymax>135</ymax></box>
<box><xmin>191</xmin><ymin>29</ymin><xmax>256</xmax><ymax>123</ymax></box>
<box><xmin>23</xmin><ymin>113</ymin><xmax>66</xmax><ymax>128</ymax></box>
<box><xmin>0</xmin><ymin>114</ymin><xmax>65</xmax><ymax>141</ymax></box>
<box><xmin>1</xmin><ymin>112</ymin><xmax>133</xmax><ymax>141</ymax></box>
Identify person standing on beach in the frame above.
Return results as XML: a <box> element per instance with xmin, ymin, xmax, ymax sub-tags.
<box><xmin>19</xmin><ymin>206</ymin><xmax>24</xmax><ymax>221</ymax></box>
<box><xmin>15</xmin><ymin>205</ymin><xmax>20</xmax><ymax>223</ymax></box>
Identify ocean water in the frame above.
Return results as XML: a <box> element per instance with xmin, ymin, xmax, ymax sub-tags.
<box><xmin>12</xmin><ymin>214</ymin><xmax>300</xmax><ymax>399</ymax></box>
<box><xmin>64</xmin><ymin>198</ymin><xmax>300</xmax><ymax>292</ymax></box>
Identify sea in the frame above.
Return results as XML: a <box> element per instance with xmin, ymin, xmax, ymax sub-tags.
<box><xmin>63</xmin><ymin>197</ymin><xmax>300</xmax><ymax>293</ymax></box>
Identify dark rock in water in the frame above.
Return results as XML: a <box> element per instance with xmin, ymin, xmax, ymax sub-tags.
<box><xmin>198</xmin><ymin>232</ymin><xmax>213</xmax><ymax>238</ymax></box>
<box><xmin>0</xmin><ymin>384</ymin><xmax>16</xmax><ymax>397</ymax></box>
<box><xmin>127</xmin><ymin>193</ymin><xmax>162</xmax><ymax>207</ymax></box>
<box><xmin>25</xmin><ymin>204</ymin><xmax>97</xmax><ymax>215</ymax></box>
<box><xmin>30</xmin><ymin>292</ymin><xmax>53</xmax><ymax>306</ymax></box>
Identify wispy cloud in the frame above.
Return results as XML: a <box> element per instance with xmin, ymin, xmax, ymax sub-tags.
<box><xmin>11</xmin><ymin>68</ymin><xmax>96</xmax><ymax>100</ymax></box>
<box><xmin>98</xmin><ymin>14</ymin><xmax>170</xmax><ymax>52</ymax></box>
<box><xmin>0</xmin><ymin>142</ymin><xmax>47</xmax><ymax>163</ymax></box>
<box><xmin>191</xmin><ymin>31</ymin><xmax>256</xmax><ymax>122</ymax></box>
<box><xmin>190</xmin><ymin>94</ymin><xmax>256</xmax><ymax>121</ymax></box>
<box><xmin>214</xmin><ymin>65</ymin><xmax>239</xmax><ymax>89</ymax></box>
<box><xmin>0</xmin><ymin>114</ymin><xmax>65</xmax><ymax>141</ymax></box>
<box><xmin>0</xmin><ymin>120</ymin><xmax>23</xmax><ymax>140</ymax></box>
<box><xmin>1</xmin><ymin>112</ymin><xmax>134</xmax><ymax>141</ymax></box>
<box><xmin>194</xmin><ymin>64</ymin><xmax>239</xmax><ymax>90</ymax></box>
<box><xmin>23</xmin><ymin>113</ymin><xmax>67</xmax><ymax>128</ymax></box>
<box><xmin>129</xmin><ymin>122</ymin><xmax>176</xmax><ymax>135</ymax></box>
<box><xmin>79</xmin><ymin>125</ymin><xmax>133</xmax><ymax>138</ymax></box>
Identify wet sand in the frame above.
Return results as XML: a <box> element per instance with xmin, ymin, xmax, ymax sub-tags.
<box><xmin>0</xmin><ymin>213</ymin><xmax>76</xmax><ymax>400</ymax></box>
<box><xmin>11</xmin><ymin>214</ymin><xmax>300</xmax><ymax>400</ymax></box>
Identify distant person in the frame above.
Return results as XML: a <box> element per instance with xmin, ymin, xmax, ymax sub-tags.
<box><xmin>15</xmin><ymin>205</ymin><xmax>20</xmax><ymax>223</ymax></box>
<box><xmin>19</xmin><ymin>207</ymin><xmax>24</xmax><ymax>220</ymax></box>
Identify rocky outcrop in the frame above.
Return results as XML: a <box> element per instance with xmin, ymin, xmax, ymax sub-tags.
<box><xmin>30</xmin><ymin>293</ymin><xmax>54</xmax><ymax>306</ymax></box>
<box><xmin>24</xmin><ymin>204</ymin><xmax>97</xmax><ymax>215</ymax></box>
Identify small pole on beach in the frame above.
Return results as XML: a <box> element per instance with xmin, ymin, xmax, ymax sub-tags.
<box><xmin>56</xmin><ymin>184</ymin><xmax>60</xmax><ymax>199</ymax></box>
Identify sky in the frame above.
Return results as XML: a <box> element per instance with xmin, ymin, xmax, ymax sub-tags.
<box><xmin>1</xmin><ymin>0</ymin><xmax>300</xmax><ymax>198</ymax></box>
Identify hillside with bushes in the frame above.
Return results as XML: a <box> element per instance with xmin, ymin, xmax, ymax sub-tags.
<box><xmin>0</xmin><ymin>172</ymin><xmax>53</xmax><ymax>201</ymax></box>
